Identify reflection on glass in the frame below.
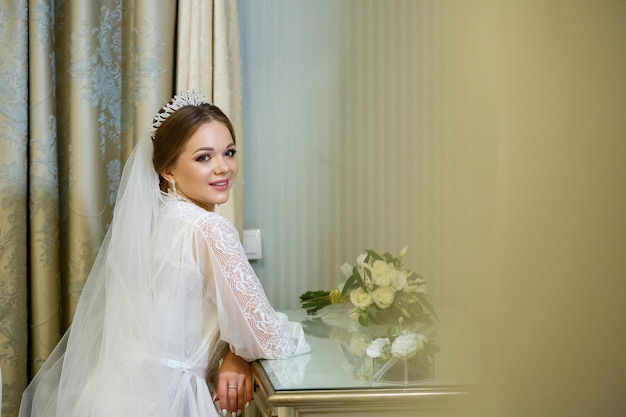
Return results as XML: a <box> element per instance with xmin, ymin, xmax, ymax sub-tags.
<box><xmin>302</xmin><ymin>307</ymin><xmax>439</xmax><ymax>385</ymax></box>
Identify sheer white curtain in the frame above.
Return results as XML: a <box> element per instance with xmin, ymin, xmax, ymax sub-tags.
<box><xmin>176</xmin><ymin>0</ymin><xmax>245</xmax><ymax>232</ymax></box>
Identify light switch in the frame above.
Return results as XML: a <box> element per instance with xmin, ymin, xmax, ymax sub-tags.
<box><xmin>243</xmin><ymin>229</ymin><xmax>262</xmax><ymax>260</ymax></box>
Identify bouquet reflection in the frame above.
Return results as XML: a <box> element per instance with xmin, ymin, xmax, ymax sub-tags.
<box><xmin>302</xmin><ymin>309</ymin><xmax>440</xmax><ymax>385</ymax></box>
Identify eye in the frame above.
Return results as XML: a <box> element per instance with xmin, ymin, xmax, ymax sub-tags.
<box><xmin>225</xmin><ymin>149</ymin><xmax>237</xmax><ymax>157</ymax></box>
<box><xmin>196</xmin><ymin>154</ymin><xmax>210</xmax><ymax>162</ymax></box>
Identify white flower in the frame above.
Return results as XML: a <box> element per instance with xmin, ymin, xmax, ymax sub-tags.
<box><xmin>372</xmin><ymin>286</ymin><xmax>396</xmax><ymax>309</ymax></box>
<box><xmin>390</xmin><ymin>270</ymin><xmax>407</xmax><ymax>291</ymax></box>
<box><xmin>390</xmin><ymin>331</ymin><xmax>428</xmax><ymax>359</ymax></box>
<box><xmin>347</xmin><ymin>309</ymin><xmax>360</xmax><ymax>321</ymax></box>
<box><xmin>366</xmin><ymin>337</ymin><xmax>390</xmax><ymax>358</ymax></box>
<box><xmin>373</xmin><ymin>270</ymin><xmax>392</xmax><ymax>287</ymax></box>
<box><xmin>373</xmin><ymin>275</ymin><xmax>391</xmax><ymax>287</ymax></box>
<box><xmin>356</xmin><ymin>253</ymin><xmax>368</xmax><ymax>266</ymax></box>
<box><xmin>340</xmin><ymin>262</ymin><xmax>353</xmax><ymax>278</ymax></box>
<box><xmin>404</xmin><ymin>281</ymin><xmax>426</xmax><ymax>294</ymax></box>
<box><xmin>349</xmin><ymin>333</ymin><xmax>372</xmax><ymax>356</ymax></box>
<box><xmin>372</xmin><ymin>260</ymin><xmax>389</xmax><ymax>276</ymax></box>
<box><xmin>350</xmin><ymin>287</ymin><xmax>373</xmax><ymax>308</ymax></box>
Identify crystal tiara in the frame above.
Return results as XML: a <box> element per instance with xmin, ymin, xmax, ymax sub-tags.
<box><xmin>150</xmin><ymin>90</ymin><xmax>212</xmax><ymax>139</ymax></box>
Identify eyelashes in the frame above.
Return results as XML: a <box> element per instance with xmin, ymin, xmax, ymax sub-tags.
<box><xmin>195</xmin><ymin>149</ymin><xmax>237</xmax><ymax>162</ymax></box>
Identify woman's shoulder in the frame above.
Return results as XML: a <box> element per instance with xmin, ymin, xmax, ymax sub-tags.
<box><xmin>162</xmin><ymin>197</ymin><xmax>234</xmax><ymax>231</ymax></box>
<box><xmin>195</xmin><ymin>207</ymin><xmax>236</xmax><ymax>234</ymax></box>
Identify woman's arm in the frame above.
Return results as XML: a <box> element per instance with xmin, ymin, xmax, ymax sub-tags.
<box><xmin>214</xmin><ymin>350</ymin><xmax>252</xmax><ymax>416</ymax></box>
<box><xmin>199</xmin><ymin>212</ymin><xmax>311</xmax><ymax>361</ymax></box>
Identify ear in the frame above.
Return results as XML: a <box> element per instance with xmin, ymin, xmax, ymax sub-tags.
<box><xmin>161</xmin><ymin>169</ymin><xmax>174</xmax><ymax>183</ymax></box>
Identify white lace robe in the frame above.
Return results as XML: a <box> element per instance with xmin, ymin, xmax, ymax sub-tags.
<box><xmin>146</xmin><ymin>196</ymin><xmax>310</xmax><ymax>415</ymax></box>
<box><xmin>20</xmin><ymin>195</ymin><xmax>310</xmax><ymax>417</ymax></box>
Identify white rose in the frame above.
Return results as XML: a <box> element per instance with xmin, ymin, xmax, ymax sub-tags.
<box><xmin>366</xmin><ymin>337</ymin><xmax>390</xmax><ymax>358</ymax></box>
<box><xmin>372</xmin><ymin>261</ymin><xmax>393</xmax><ymax>287</ymax></box>
<box><xmin>391</xmin><ymin>331</ymin><xmax>427</xmax><ymax>359</ymax></box>
<box><xmin>372</xmin><ymin>286</ymin><xmax>396</xmax><ymax>309</ymax></box>
<box><xmin>372</xmin><ymin>260</ymin><xmax>389</xmax><ymax>276</ymax></box>
<box><xmin>350</xmin><ymin>287</ymin><xmax>373</xmax><ymax>308</ymax></box>
<box><xmin>373</xmin><ymin>275</ymin><xmax>391</xmax><ymax>288</ymax></box>
<box><xmin>391</xmin><ymin>270</ymin><xmax>407</xmax><ymax>291</ymax></box>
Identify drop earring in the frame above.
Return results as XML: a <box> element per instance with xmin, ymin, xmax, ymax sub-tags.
<box><xmin>170</xmin><ymin>179</ymin><xmax>177</xmax><ymax>194</ymax></box>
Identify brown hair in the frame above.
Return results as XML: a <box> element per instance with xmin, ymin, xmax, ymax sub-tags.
<box><xmin>152</xmin><ymin>103</ymin><xmax>236</xmax><ymax>192</ymax></box>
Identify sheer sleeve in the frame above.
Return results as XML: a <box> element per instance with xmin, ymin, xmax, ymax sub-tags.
<box><xmin>196</xmin><ymin>212</ymin><xmax>310</xmax><ymax>361</ymax></box>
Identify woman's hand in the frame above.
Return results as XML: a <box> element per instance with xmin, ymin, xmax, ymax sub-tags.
<box><xmin>215</xmin><ymin>350</ymin><xmax>253</xmax><ymax>416</ymax></box>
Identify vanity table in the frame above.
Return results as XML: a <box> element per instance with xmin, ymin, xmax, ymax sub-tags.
<box><xmin>249</xmin><ymin>309</ymin><xmax>472</xmax><ymax>417</ymax></box>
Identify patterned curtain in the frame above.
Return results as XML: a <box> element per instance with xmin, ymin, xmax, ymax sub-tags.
<box><xmin>0</xmin><ymin>1</ymin><xmax>242</xmax><ymax>416</ymax></box>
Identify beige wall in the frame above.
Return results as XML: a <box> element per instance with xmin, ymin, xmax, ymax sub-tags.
<box><xmin>239</xmin><ymin>1</ymin><xmax>626</xmax><ymax>415</ymax></box>
<box><xmin>471</xmin><ymin>2</ymin><xmax>626</xmax><ymax>416</ymax></box>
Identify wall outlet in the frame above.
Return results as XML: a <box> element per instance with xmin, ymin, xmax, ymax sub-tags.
<box><xmin>243</xmin><ymin>229</ymin><xmax>262</xmax><ymax>260</ymax></box>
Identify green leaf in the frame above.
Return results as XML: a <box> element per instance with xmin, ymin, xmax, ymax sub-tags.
<box><xmin>354</xmin><ymin>267</ymin><xmax>368</xmax><ymax>290</ymax></box>
<box><xmin>366</xmin><ymin>249</ymin><xmax>384</xmax><ymax>262</ymax></box>
<box><xmin>299</xmin><ymin>290</ymin><xmax>332</xmax><ymax>315</ymax></box>
<box><xmin>341</xmin><ymin>271</ymin><xmax>359</xmax><ymax>297</ymax></box>
<box><xmin>299</xmin><ymin>290</ymin><xmax>329</xmax><ymax>300</ymax></box>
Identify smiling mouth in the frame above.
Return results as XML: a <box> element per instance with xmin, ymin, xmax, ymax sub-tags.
<box><xmin>211</xmin><ymin>180</ymin><xmax>229</xmax><ymax>187</ymax></box>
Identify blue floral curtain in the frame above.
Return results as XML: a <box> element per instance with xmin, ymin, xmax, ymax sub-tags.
<box><xmin>0</xmin><ymin>1</ymin><xmax>176</xmax><ymax>415</ymax></box>
<box><xmin>1</xmin><ymin>1</ymin><xmax>243</xmax><ymax>415</ymax></box>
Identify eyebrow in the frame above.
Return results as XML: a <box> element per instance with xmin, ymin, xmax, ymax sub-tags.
<box><xmin>193</xmin><ymin>143</ymin><xmax>236</xmax><ymax>154</ymax></box>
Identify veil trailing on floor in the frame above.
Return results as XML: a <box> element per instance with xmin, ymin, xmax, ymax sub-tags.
<box><xmin>20</xmin><ymin>134</ymin><xmax>172</xmax><ymax>417</ymax></box>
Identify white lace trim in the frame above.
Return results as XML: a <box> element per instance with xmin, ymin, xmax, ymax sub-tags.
<box><xmin>174</xmin><ymin>200</ymin><xmax>296</xmax><ymax>358</ymax></box>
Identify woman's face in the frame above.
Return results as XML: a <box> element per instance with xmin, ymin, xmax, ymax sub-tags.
<box><xmin>163</xmin><ymin>121</ymin><xmax>238</xmax><ymax>211</ymax></box>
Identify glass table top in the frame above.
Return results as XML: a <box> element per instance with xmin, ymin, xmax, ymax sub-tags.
<box><xmin>258</xmin><ymin>307</ymin><xmax>471</xmax><ymax>392</ymax></box>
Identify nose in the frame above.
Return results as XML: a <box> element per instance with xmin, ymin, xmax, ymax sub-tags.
<box><xmin>213</xmin><ymin>156</ymin><xmax>230</xmax><ymax>174</ymax></box>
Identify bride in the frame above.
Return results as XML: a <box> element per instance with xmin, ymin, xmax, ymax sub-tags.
<box><xmin>19</xmin><ymin>91</ymin><xmax>310</xmax><ymax>417</ymax></box>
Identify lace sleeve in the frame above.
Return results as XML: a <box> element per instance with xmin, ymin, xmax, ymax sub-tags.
<box><xmin>196</xmin><ymin>212</ymin><xmax>310</xmax><ymax>361</ymax></box>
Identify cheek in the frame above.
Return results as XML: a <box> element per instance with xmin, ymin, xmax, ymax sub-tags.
<box><xmin>178</xmin><ymin>168</ymin><xmax>203</xmax><ymax>185</ymax></box>
<box><xmin>230</xmin><ymin>160</ymin><xmax>240</xmax><ymax>175</ymax></box>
